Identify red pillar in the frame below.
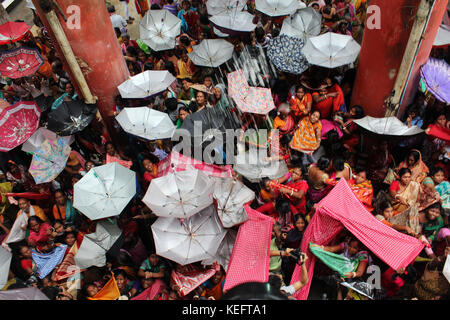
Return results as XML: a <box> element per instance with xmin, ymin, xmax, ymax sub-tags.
<box><xmin>32</xmin><ymin>0</ymin><xmax>130</xmax><ymax>138</ymax></box>
<box><xmin>351</xmin><ymin>0</ymin><xmax>421</xmax><ymax>117</ymax></box>
<box><xmin>398</xmin><ymin>0</ymin><xmax>448</xmax><ymax>117</ymax></box>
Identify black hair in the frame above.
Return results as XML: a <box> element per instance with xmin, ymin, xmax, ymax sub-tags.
<box><xmin>332</xmin><ymin>157</ymin><xmax>345</xmax><ymax>172</ymax></box>
<box><xmin>293</xmin><ymin>213</ymin><xmax>307</xmax><ymax>227</ymax></box>
<box><xmin>150</xmin><ymin>4</ymin><xmax>161</xmax><ymax>10</ymax></box>
<box><xmin>426</xmin><ymin>202</ymin><xmax>442</xmax><ymax>213</ymax></box>
<box><xmin>350</xmin><ymin>105</ymin><xmax>364</xmax><ymax>119</ymax></box>
<box><xmin>179</xmin><ymin>35</ymin><xmax>190</xmax><ymax>46</ymax></box>
<box><xmin>398</xmin><ymin>167</ymin><xmax>412</xmax><ymax>178</ymax></box>
<box><xmin>107</xmin><ymin>5</ymin><xmax>115</xmax><ymax>13</ymax></box>
<box><xmin>275</xmin><ymin>196</ymin><xmax>291</xmax><ymax>218</ymax></box>
<box><xmin>143</xmin><ymin>62</ymin><xmax>154</xmax><ymax>71</ymax></box>
<box><xmin>27</xmin><ymin>216</ymin><xmax>43</xmax><ymax>229</ymax></box>
<box><xmin>54</xmin><ymin>189</ymin><xmax>65</xmax><ymax>196</ymax></box>
<box><xmin>165</xmin><ymin>97</ymin><xmax>178</xmax><ymax>112</ymax></box>
<box><xmin>113</xmin><ymin>268</ymin><xmax>128</xmax><ymax>279</ymax></box>
<box><xmin>317</xmin><ymin>156</ymin><xmax>331</xmax><ymax>171</ymax></box>
<box><xmin>53</xmin><ymin>219</ymin><xmax>64</xmax><ymax>226</ymax></box>
<box><xmin>429</xmin><ymin>166</ymin><xmax>445</xmax><ymax>177</ymax></box>
<box><xmin>199</xmin><ymin>14</ymin><xmax>210</xmax><ymax>25</ymax></box>
<box><xmin>271</xmin><ymin>28</ymin><xmax>280</xmax><ymax>38</ymax></box>
<box><xmin>255</xmin><ymin>27</ymin><xmax>265</xmax><ymax>42</ymax></box>
<box><xmin>126</xmin><ymin>46</ymin><xmax>138</xmax><ymax>57</ymax></box>
<box><xmin>405</xmin><ymin>150</ymin><xmax>420</xmax><ymax>165</ymax></box>
<box><xmin>378</xmin><ymin>200</ymin><xmax>393</xmax><ymax>214</ymax></box>
<box><xmin>164</xmin><ymin>61</ymin><xmax>177</xmax><ymax>77</ymax></box>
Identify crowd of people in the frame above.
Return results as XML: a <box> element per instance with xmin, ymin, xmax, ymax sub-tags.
<box><xmin>0</xmin><ymin>0</ymin><xmax>449</xmax><ymax>301</ymax></box>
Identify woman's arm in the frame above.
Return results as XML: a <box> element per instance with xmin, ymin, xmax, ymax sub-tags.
<box><xmin>270</xmin><ymin>248</ymin><xmax>294</xmax><ymax>257</ymax></box>
<box><xmin>148</xmin><ymin>267</ymin><xmax>165</xmax><ymax>279</ymax></box>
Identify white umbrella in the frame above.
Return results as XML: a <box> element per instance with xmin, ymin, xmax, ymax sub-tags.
<box><xmin>22</xmin><ymin>127</ymin><xmax>74</xmax><ymax>154</ymax></box>
<box><xmin>115</xmin><ymin>107</ymin><xmax>175</xmax><ymax>141</ymax></box>
<box><xmin>143</xmin><ymin>169</ymin><xmax>214</xmax><ymax>218</ymax></box>
<box><xmin>118</xmin><ymin>70</ymin><xmax>176</xmax><ymax>99</ymax></box>
<box><xmin>74</xmin><ymin>220</ymin><xmax>122</xmax><ymax>269</ymax></box>
<box><xmin>188</xmin><ymin>39</ymin><xmax>234</xmax><ymax>68</ymax></box>
<box><xmin>210</xmin><ymin>11</ymin><xmax>256</xmax><ymax>33</ymax></box>
<box><xmin>0</xmin><ymin>287</ymin><xmax>49</xmax><ymax>300</ymax></box>
<box><xmin>0</xmin><ymin>246</ymin><xmax>12</xmax><ymax>289</ymax></box>
<box><xmin>213</xmin><ymin>27</ymin><xmax>230</xmax><ymax>38</ymax></box>
<box><xmin>73</xmin><ymin>162</ymin><xmax>136</xmax><ymax>220</ymax></box>
<box><xmin>444</xmin><ymin>254</ymin><xmax>450</xmax><ymax>284</ymax></box>
<box><xmin>255</xmin><ymin>0</ymin><xmax>304</xmax><ymax>17</ymax></box>
<box><xmin>302</xmin><ymin>32</ymin><xmax>361</xmax><ymax>68</ymax></box>
<box><xmin>280</xmin><ymin>7</ymin><xmax>322</xmax><ymax>40</ymax></box>
<box><xmin>233</xmin><ymin>150</ymin><xmax>289</xmax><ymax>183</ymax></box>
<box><xmin>212</xmin><ymin>177</ymin><xmax>254</xmax><ymax>228</ymax></box>
<box><xmin>201</xmin><ymin>229</ymin><xmax>237</xmax><ymax>272</ymax></box>
<box><xmin>434</xmin><ymin>25</ymin><xmax>450</xmax><ymax>47</ymax></box>
<box><xmin>353</xmin><ymin>116</ymin><xmax>424</xmax><ymax>136</ymax></box>
<box><xmin>151</xmin><ymin>205</ymin><xmax>227</xmax><ymax>265</ymax></box>
<box><xmin>139</xmin><ymin>10</ymin><xmax>181</xmax><ymax>51</ymax></box>
<box><xmin>206</xmin><ymin>0</ymin><xmax>247</xmax><ymax>16</ymax></box>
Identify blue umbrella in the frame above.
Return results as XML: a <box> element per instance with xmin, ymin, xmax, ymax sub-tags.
<box><xmin>267</xmin><ymin>35</ymin><xmax>310</xmax><ymax>74</ymax></box>
<box><xmin>420</xmin><ymin>58</ymin><xmax>450</xmax><ymax>104</ymax></box>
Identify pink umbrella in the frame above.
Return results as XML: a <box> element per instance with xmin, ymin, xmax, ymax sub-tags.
<box><xmin>0</xmin><ymin>101</ymin><xmax>41</xmax><ymax>152</ymax></box>
<box><xmin>0</xmin><ymin>22</ymin><xmax>30</xmax><ymax>45</ymax></box>
<box><xmin>227</xmin><ymin>69</ymin><xmax>275</xmax><ymax>115</ymax></box>
<box><xmin>0</xmin><ymin>47</ymin><xmax>44</xmax><ymax>79</ymax></box>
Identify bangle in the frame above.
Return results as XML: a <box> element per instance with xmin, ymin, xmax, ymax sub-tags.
<box><xmin>290</xmin><ymin>190</ymin><xmax>294</xmax><ymax>196</ymax></box>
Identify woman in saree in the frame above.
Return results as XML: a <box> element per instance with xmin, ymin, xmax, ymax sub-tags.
<box><xmin>428</xmin><ymin>167</ymin><xmax>449</xmax><ymax>220</ymax></box>
<box><xmin>308</xmin><ymin>156</ymin><xmax>333</xmax><ymax>204</ymax></box>
<box><xmin>212</xmin><ymin>84</ymin><xmax>230</xmax><ymax>111</ymax></box>
<box><xmin>289</xmin><ymin>85</ymin><xmax>312</xmax><ymax>121</ymax></box>
<box><xmin>396</xmin><ymin>149</ymin><xmax>429</xmax><ymax>184</ymax></box>
<box><xmin>52</xmin><ymin>190</ymin><xmax>78</xmax><ymax>226</ymax></box>
<box><xmin>333</xmin><ymin>105</ymin><xmax>364</xmax><ymax>152</ymax></box>
<box><xmin>367</xmin><ymin>140</ymin><xmax>395</xmax><ymax>193</ymax></box>
<box><xmin>389</xmin><ymin>168</ymin><xmax>421</xmax><ymax>214</ymax></box>
<box><xmin>273</xmin><ymin>103</ymin><xmax>296</xmax><ymax>138</ymax></box>
<box><xmin>289</xmin><ymin>111</ymin><xmax>322</xmax><ymax>165</ymax></box>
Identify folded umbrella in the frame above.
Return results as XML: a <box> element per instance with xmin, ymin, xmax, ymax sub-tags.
<box><xmin>143</xmin><ymin>169</ymin><xmax>214</xmax><ymax>219</ymax></box>
<box><xmin>419</xmin><ymin>58</ymin><xmax>450</xmax><ymax>104</ymax></box>
<box><xmin>255</xmin><ymin>0</ymin><xmax>304</xmax><ymax>17</ymax></box>
<box><xmin>210</xmin><ymin>11</ymin><xmax>256</xmax><ymax>34</ymax></box>
<box><xmin>117</xmin><ymin>70</ymin><xmax>176</xmax><ymax>99</ymax></box>
<box><xmin>115</xmin><ymin>107</ymin><xmax>175</xmax><ymax>141</ymax></box>
<box><xmin>29</xmin><ymin>137</ymin><xmax>71</xmax><ymax>184</ymax></box>
<box><xmin>280</xmin><ymin>7</ymin><xmax>322</xmax><ymax>40</ymax></box>
<box><xmin>0</xmin><ymin>47</ymin><xmax>44</xmax><ymax>79</ymax></box>
<box><xmin>212</xmin><ymin>177</ymin><xmax>254</xmax><ymax>228</ymax></box>
<box><xmin>202</xmin><ymin>229</ymin><xmax>237</xmax><ymax>272</ymax></box>
<box><xmin>188</xmin><ymin>39</ymin><xmax>234</xmax><ymax>68</ymax></box>
<box><xmin>0</xmin><ymin>100</ymin><xmax>40</xmax><ymax>152</ymax></box>
<box><xmin>22</xmin><ymin>127</ymin><xmax>74</xmax><ymax>154</ymax></box>
<box><xmin>151</xmin><ymin>205</ymin><xmax>227</xmax><ymax>265</ymax></box>
<box><xmin>140</xmin><ymin>10</ymin><xmax>181</xmax><ymax>51</ymax></box>
<box><xmin>0</xmin><ymin>21</ymin><xmax>30</xmax><ymax>45</ymax></box>
<box><xmin>73</xmin><ymin>162</ymin><xmax>136</xmax><ymax>220</ymax></box>
<box><xmin>353</xmin><ymin>116</ymin><xmax>424</xmax><ymax>137</ymax></box>
<box><xmin>206</xmin><ymin>0</ymin><xmax>247</xmax><ymax>16</ymax></box>
<box><xmin>47</xmin><ymin>100</ymin><xmax>97</xmax><ymax>136</ymax></box>
<box><xmin>267</xmin><ymin>35</ymin><xmax>310</xmax><ymax>74</ymax></box>
<box><xmin>302</xmin><ymin>32</ymin><xmax>361</xmax><ymax>68</ymax></box>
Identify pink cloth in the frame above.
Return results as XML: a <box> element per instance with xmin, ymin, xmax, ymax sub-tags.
<box><xmin>223</xmin><ymin>205</ymin><xmax>274</xmax><ymax>292</ymax></box>
<box><xmin>290</xmin><ymin>179</ymin><xmax>425</xmax><ymax>300</ymax></box>
<box><xmin>106</xmin><ymin>154</ymin><xmax>132</xmax><ymax>169</ymax></box>
<box><xmin>71</xmin><ymin>150</ymin><xmax>86</xmax><ymax>169</ymax></box>
<box><xmin>320</xmin><ymin>119</ymin><xmax>343</xmax><ymax>140</ymax></box>
<box><xmin>131</xmin><ymin>279</ymin><xmax>166</xmax><ymax>300</ymax></box>
<box><xmin>170</xmin><ymin>263</ymin><xmax>219</xmax><ymax>297</ymax></box>
<box><xmin>157</xmin><ymin>151</ymin><xmax>233</xmax><ymax>178</ymax></box>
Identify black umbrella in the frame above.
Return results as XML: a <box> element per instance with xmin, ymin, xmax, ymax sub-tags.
<box><xmin>34</xmin><ymin>94</ymin><xmax>54</xmax><ymax>113</ymax></box>
<box><xmin>47</xmin><ymin>100</ymin><xmax>97</xmax><ymax>135</ymax></box>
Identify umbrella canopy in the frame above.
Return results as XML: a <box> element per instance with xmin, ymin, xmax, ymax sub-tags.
<box><xmin>227</xmin><ymin>69</ymin><xmax>275</xmax><ymax>114</ymax></box>
<box><xmin>202</xmin><ymin>229</ymin><xmax>237</xmax><ymax>271</ymax></box>
<box><xmin>0</xmin><ymin>21</ymin><xmax>30</xmax><ymax>45</ymax></box>
<box><xmin>29</xmin><ymin>137</ymin><xmax>71</xmax><ymax>184</ymax></box>
<box><xmin>340</xmin><ymin>281</ymin><xmax>375</xmax><ymax>300</ymax></box>
<box><xmin>73</xmin><ymin>162</ymin><xmax>136</xmax><ymax>220</ymax></box>
<box><xmin>0</xmin><ymin>287</ymin><xmax>49</xmax><ymax>300</ymax></box>
<box><xmin>210</xmin><ymin>11</ymin><xmax>256</xmax><ymax>33</ymax></box>
<box><xmin>115</xmin><ymin>107</ymin><xmax>175</xmax><ymax>141</ymax></box>
<box><xmin>206</xmin><ymin>0</ymin><xmax>247</xmax><ymax>15</ymax></box>
<box><xmin>140</xmin><ymin>10</ymin><xmax>181</xmax><ymax>51</ymax></box>
<box><xmin>267</xmin><ymin>35</ymin><xmax>310</xmax><ymax>74</ymax></box>
<box><xmin>151</xmin><ymin>205</ymin><xmax>227</xmax><ymax>265</ymax></box>
<box><xmin>0</xmin><ymin>47</ymin><xmax>44</xmax><ymax>79</ymax></box>
<box><xmin>117</xmin><ymin>70</ymin><xmax>176</xmax><ymax>99</ymax></box>
<box><xmin>180</xmin><ymin>106</ymin><xmax>235</xmax><ymax>139</ymax></box>
<box><xmin>255</xmin><ymin>0</ymin><xmax>304</xmax><ymax>17</ymax></box>
<box><xmin>22</xmin><ymin>127</ymin><xmax>74</xmax><ymax>154</ymax></box>
<box><xmin>47</xmin><ymin>100</ymin><xmax>97</xmax><ymax>136</ymax></box>
<box><xmin>233</xmin><ymin>150</ymin><xmax>289</xmax><ymax>183</ymax></box>
<box><xmin>143</xmin><ymin>169</ymin><xmax>214</xmax><ymax>219</ymax></box>
<box><xmin>0</xmin><ymin>101</ymin><xmax>40</xmax><ymax>152</ymax></box>
<box><xmin>34</xmin><ymin>94</ymin><xmax>55</xmax><ymax>113</ymax></box>
<box><xmin>419</xmin><ymin>58</ymin><xmax>450</xmax><ymax>104</ymax></box>
<box><xmin>434</xmin><ymin>24</ymin><xmax>450</xmax><ymax>47</ymax></box>
<box><xmin>353</xmin><ymin>116</ymin><xmax>424</xmax><ymax>136</ymax></box>
<box><xmin>188</xmin><ymin>39</ymin><xmax>234</xmax><ymax>68</ymax></box>
<box><xmin>302</xmin><ymin>32</ymin><xmax>361</xmax><ymax>68</ymax></box>
<box><xmin>280</xmin><ymin>7</ymin><xmax>322</xmax><ymax>40</ymax></box>
<box><xmin>214</xmin><ymin>27</ymin><xmax>230</xmax><ymax>38</ymax></box>
<box><xmin>212</xmin><ymin>177</ymin><xmax>254</xmax><ymax>228</ymax></box>
<box><xmin>0</xmin><ymin>246</ymin><xmax>12</xmax><ymax>289</ymax></box>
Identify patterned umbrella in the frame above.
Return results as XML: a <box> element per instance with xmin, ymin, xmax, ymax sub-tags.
<box><xmin>267</xmin><ymin>35</ymin><xmax>310</xmax><ymax>74</ymax></box>
<box><xmin>255</xmin><ymin>0</ymin><xmax>305</xmax><ymax>17</ymax></box>
<box><xmin>22</xmin><ymin>127</ymin><xmax>74</xmax><ymax>154</ymax></box>
<box><xmin>280</xmin><ymin>7</ymin><xmax>322</xmax><ymax>40</ymax></box>
<box><xmin>0</xmin><ymin>47</ymin><xmax>44</xmax><ymax>79</ymax></box>
<box><xmin>47</xmin><ymin>100</ymin><xmax>97</xmax><ymax>136</ymax></box>
<box><xmin>140</xmin><ymin>10</ymin><xmax>181</xmax><ymax>51</ymax></box>
<box><xmin>188</xmin><ymin>39</ymin><xmax>234</xmax><ymax>68</ymax></box>
<box><xmin>0</xmin><ymin>101</ymin><xmax>40</xmax><ymax>152</ymax></box>
<box><xmin>420</xmin><ymin>58</ymin><xmax>450</xmax><ymax>104</ymax></box>
<box><xmin>206</xmin><ymin>0</ymin><xmax>247</xmax><ymax>15</ymax></box>
<box><xmin>227</xmin><ymin>69</ymin><xmax>275</xmax><ymax>114</ymax></box>
<box><xmin>0</xmin><ymin>21</ymin><xmax>30</xmax><ymax>45</ymax></box>
<box><xmin>28</xmin><ymin>137</ymin><xmax>71</xmax><ymax>184</ymax></box>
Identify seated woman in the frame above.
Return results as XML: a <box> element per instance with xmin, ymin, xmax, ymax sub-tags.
<box><xmin>396</xmin><ymin>150</ymin><xmax>429</xmax><ymax>184</ymax></box>
<box><xmin>114</xmin><ymin>269</ymin><xmax>135</xmax><ymax>299</ymax></box>
<box><xmin>421</xmin><ymin>203</ymin><xmax>445</xmax><ymax>245</ymax></box>
<box><xmin>333</xmin><ymin>105</ymin><xmax>364</xmax><ymax>152</ymax></box>
<box><xmin>289</xmin><ymin>111</ymin><xmax>322</xmax><ymax>165</ymax></box>
<box><xmin>285</xmin><ymin>214</ymin><xmax>307</xmax><ymax>249</ymax></box>
<box><xmin>257</xmin><ymin>196</ymin><xmax>298</xmax><ymax>228</ymax></box>
<box><xmin>52</xmin><ymin>190</ymin><xmax>77</xmax><ymax>226</ymax></box>
<box><xmin>375</xmin><ymin>200</ymin><xmax>417</xmax><ymax>236</ymax></box>
<box><xmin>258</xmin><ymin>177</ymin><xmax>278</xmax><ymax>204</ymax></box>
<box><xmin>422</xmin><ymin>112</ymin><xmax>449</xmax><ymax>166</ymax></box>
<box><xmin>27</xmin><ymin>216</ymin><xmax>55</xmax><ymax>253</ymax></box>
<box><xmin>389</xmin><ymin>168</ymin><xmax>420</xmax><ymax>215</ymax></box>
<box><xmin>199</xmin><ymin>268</ymin><xmax>226</xmax><ymax>300</ymax></box>
<box><xmin>271</xmin><ymin>166</ymin><xmax>309</xmax><ymax>215</ymax></box>
<box><xmin>289</xmin><ymin>85</ymin><xmax>312</xmax><ymax>121</ymax></box>
<box><xmin>308</xmin><ymin>156</ymin><xmax>333</xmax><ymax>204</ymax></box>
<box><xmin>425</xmin><ymin>167</ymin><xmax>449</xmax><ymax>220</ymax></box>
<box><xmin>141</xmin><ymin>158</ymin><xmax>157</xmax><ymax>190</ymax></box>
<box><xmin>328</xmin><ymin>156</ymin><xmax>352</xmax><ymax>180</ymax></box>
<box><xmin>273</xmin><ymin>103</ymin><xmax>296</xmax><ymax>138</ymax></box>
<box><xmin>17</xmin><ymin>245</ymin><xmax>37</xmax><ymax>279</ymax></box>
<box><xmin>418</xmin><ymin>167</ymin><xmax>443</xmax><ymax>212</ymax></box>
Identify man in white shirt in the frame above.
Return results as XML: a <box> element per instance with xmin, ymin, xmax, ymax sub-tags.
<box><xmin>108</xmin><ymin>5</ymin><xmax>127</xmax><ymax>33</ymax></box>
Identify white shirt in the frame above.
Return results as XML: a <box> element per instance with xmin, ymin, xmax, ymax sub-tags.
<box><xmin>110</xmin><ymin>14</ymin><xmax>127</xmax><ymax>30</ymax></box>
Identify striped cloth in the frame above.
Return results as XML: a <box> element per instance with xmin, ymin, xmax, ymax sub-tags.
<box><xmin>32</xmin><ymin>244</ymin><xmax>67</xmax><ymax>279</ymax></box>
<box><xmin>157</xmin><ymin>151</ymin><xmax>233</xmax><ymax>178</ymax></box>
<box><xmin>223</xmin><ymin>205</ymin><xmax>273</xmax><ymax>292</ymax></box>
<box><xmin>290</xmin><ymin>179</ymin><xmax>425</xmax><ymax>300</ymax></box>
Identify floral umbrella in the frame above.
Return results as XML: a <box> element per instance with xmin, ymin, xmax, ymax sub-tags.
<box><xmin>267</xmin><ymin>35</ymin><xmax>310</xmax><ymax>74</ymax></box>
<box><xmin>419</xmin><ymin>58</ymin><xmax>450</xmax><ymax>104</ymax></box>
<box><xmin>0</xmin><ymin>47</ymin><xmax>44</xmax><ymax>79</ymax></box>
<box><xmin>0</xmin><ymin>101</ymin><xmax>40</xmax><ymax>152</ymax></box>
<box><xmin>0</xmin><ymin>21</ymin><xmax>30</xmax><ymax>45</ymax></box>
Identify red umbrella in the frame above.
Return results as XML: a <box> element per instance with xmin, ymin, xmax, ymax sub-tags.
<box><xmin>0</xmin><ymin>47</ymin><xmax>44</xmax><ymax>79</ymax></box>
<box><xmin>0</xmin><ymin>21</ymin><xmax>30</xmax><ymax>45</ymax></box>
<box><xmin>0</xmin><ymin>101</ymin><xmax>41</xmax><ymax>152</ymax></box>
